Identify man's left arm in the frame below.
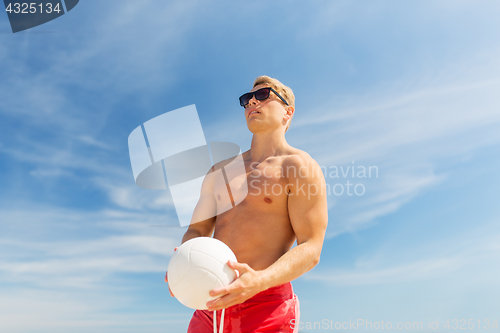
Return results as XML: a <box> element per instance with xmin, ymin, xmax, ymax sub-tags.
<box><xmin>207</xmin><ymin>156</ymin><xmax>328</xmax><ymax>311</ymax></box>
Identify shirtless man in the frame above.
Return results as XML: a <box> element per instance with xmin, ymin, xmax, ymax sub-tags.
<box><xmin>165</xmin><ymin>76</ymin><xmax>328</xmax><ymax>332</ymax></box>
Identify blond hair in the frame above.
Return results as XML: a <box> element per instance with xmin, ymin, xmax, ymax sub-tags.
<box><xmin>253</xmin><ymin>76</ymin><xmax>295</xmax><ymax>131</ymax></box>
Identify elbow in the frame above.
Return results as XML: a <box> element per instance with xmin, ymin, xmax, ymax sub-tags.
<box><xmin>313</xmin><ymin>254</ymin><xmax>320</xmax><ymax>267</ymax></box>
<box><xmin>309</xmin><ymin>254</ymin><xmax>320</xmax><ymax>270</ymax></box>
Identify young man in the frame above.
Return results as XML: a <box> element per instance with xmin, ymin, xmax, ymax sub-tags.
<box><xmin>166</xmin><ymin>76</ymin><xmax>328</xmax><ymax>332</ymax></box>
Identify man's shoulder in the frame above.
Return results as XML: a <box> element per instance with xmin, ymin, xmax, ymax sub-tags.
<box><xmin>282</xmin><ymin>147</ymin><xmax>323</xmax><ymax>181</ymax></box>
<box><xmin>283</xmin><ymin>147</ymin><xmax>317</xmax><ymax>168</ymax></box>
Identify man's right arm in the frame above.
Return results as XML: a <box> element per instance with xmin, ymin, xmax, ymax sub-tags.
<box><xmin>166</xmin><ymin>168</ymin><xmax>217</xmax><ymax>290</ymax></box>
<box><xmin>181</xmin><ymin>167</ymin><xmax>217</xmax><ymax>243</ymax></box>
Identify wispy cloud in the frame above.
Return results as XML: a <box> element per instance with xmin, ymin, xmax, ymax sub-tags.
<box><xmin>305</xmin><ymin>229</ymin><xmax>500</xmax><ymax>286</ymax></box>
<box><xmin>0</xmin><ymin>208</ymin><xmax>184</xmax><ymax>295</ymax></box>
<box><xmin>306</xmin><ymin>257</ymin><xmax>463</xmax><ymax>285</ymax></box>
<box><xmin>0</xmin><ymin>289</ymin><xmax>191</xmax><ymax>333</ymax></box>
<box><xmin>91</xmin><ymin>176</ymin><xmax>176</xmax><ymax>212</ymax></box>
<box><xmin>294</xmin><ymin>77</ymin><xmax>500</xmax><ymax>164</ymax></box>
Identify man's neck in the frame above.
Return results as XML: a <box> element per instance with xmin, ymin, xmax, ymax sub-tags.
<box><xmin>248</xmin><ymin>130</ymin><xmax>289</xmax><ymax>163</ymax></box>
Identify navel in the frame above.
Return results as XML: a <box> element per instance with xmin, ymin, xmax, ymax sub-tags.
<box><xmin>217</xmin><ymin>194</ymin><xmax>221</xmax><ymax>201</ymax></box>
<box><xmin>264</xmin><ymin>197</ymin><xmax>272</xmax><ymax>204</ymax></box>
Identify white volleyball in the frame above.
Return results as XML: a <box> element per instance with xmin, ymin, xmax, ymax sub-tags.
<box><xmin>167</xmin><ymin>237</ymin><xmax>237</xmax><ymax>310</ymax></box>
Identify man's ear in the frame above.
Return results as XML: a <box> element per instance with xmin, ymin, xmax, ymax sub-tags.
<box><xmin>284</xmin><ymin>106</ymin><xmax>295</xmax><ymax>120</ymax></box>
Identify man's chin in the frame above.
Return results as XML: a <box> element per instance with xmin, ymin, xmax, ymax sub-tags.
<box><xmin>246</xmin><ymin>123</ymin><xmax>260</xmax><ymax>133</ymax></box>
<box><xmin>247</xmin><ymin>125</ymin><xmax>265</xmax><ymax>134</ymax></box>
<box><xmin>247</xmin><ymin>124</ymin><xmax>284</xmax><ymax>135</ymax></box>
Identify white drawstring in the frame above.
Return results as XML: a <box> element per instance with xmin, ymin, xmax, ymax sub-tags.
<box><xmin>213</xmin><ymin>308</ymin><xmax>225</xmax><ymax>333</ymax></box>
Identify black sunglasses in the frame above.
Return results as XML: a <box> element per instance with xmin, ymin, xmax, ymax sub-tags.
<box><xmin>239</xmin><ymin>87</ymin><xmax>289</xmax><ymax>107</ymax></box>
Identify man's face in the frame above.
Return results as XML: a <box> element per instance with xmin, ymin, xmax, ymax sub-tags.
<box><xmin>244</xmin><ymin>84</ymin><xmax>288</xmax><ymax>133</ymax></box>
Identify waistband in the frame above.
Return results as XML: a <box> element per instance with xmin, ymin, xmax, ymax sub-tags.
<box><xmin>241</xmin><ymin>282</ymin><xmax>294</xmax><ymax>304</ymax></box>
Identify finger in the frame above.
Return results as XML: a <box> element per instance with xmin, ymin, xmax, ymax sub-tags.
<box><xmin>169</xmin><ymin>286</ymin><xmax>174</xmax><ymax>297</ymax></box>
<box><xmin>227</xmin><ymin>260</ymin><xmax>248</xmax><ymax>271</ymax></box>
<box><xmin>210</xmin><ymin>277</ymin><xmax>245</xmax><ymax>297</ymax></box>
<box><xmin>174</xmin><ymin>247</ymin><xmax>178</xmax><ymax>252</ymax></box>
<box><xmin>209</xmin><ymin>285</ymin><xmax>230</xmax><ymax>297</ymax></box>
<box><xmin>207</xmin><ymin>293</ymin><xmax>242</xmax><ymax>311</ymax></box>
<box><xmin>207</xmin><ymin>293</ymin><xmax>232</xmax><ymax>310</ymax></box>
<box><xmin>227</xmin><ymin>261</ymin><xmax>249</xmax><ymax>276</ymax></box>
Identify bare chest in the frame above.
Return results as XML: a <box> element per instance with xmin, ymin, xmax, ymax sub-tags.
<box><xmin>213</xmin><ymin>159</ymin><xmax>290</xmax><ymax>214</ymax></box>
<box><xmin>212</xmin><ymin>159</ymin><xmax>296</xmax><ymax>267</ymax></box>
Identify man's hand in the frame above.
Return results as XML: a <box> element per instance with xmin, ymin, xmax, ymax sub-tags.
<box><xmin>206</xmin><ymin>260</ymin><xmax>266</xmax><ymax>311</ymax></box>
<box><xmin>164</xmin><ymin>247</ymin><xmax>179</xmax><ymax>297</ymax></box>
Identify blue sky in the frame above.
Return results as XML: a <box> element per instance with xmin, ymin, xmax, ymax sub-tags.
<box><xmin>1</xmin><ymin>1</ymin><xmax>500</xmax><ymax>332</ymax></box>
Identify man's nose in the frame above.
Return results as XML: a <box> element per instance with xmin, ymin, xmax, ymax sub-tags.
<box><xmin>248</xmin><ymin>95</ymin><xmax>258</xmax><ymax>105</ymax></box>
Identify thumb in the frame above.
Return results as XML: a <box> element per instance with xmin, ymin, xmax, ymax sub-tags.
<box><xmin>227</xmin><ymin>260</ymin><xmax>249</xmax><ymax>274</ymax></box>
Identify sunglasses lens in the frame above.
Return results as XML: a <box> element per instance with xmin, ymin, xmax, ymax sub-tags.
<box><xmin>239</xmin><ymin>88</ymin><xmax>272</xmax><ymax>106</ymax></box>
<box><xmin>239</xmin><ymin>93</ymin><xmax>253</xmax><ymax>106</ymax></box>
<box><xmin>255</xmin><ymin>88</ymin><xmax>271</xmax><ymax>101</ymax></box>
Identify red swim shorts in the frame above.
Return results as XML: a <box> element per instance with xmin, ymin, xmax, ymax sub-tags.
<box><xmin>187</xmin><ymin>282</ymin><xmax>300</xmax><ymax>333</ymax></box>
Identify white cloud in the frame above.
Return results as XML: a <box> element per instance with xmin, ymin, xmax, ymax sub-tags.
<box><xmin>91</xmin><ymin>176</ymin><xmax>176</xmax><ymax>212</ymax></box>
<box><xmin>29</xmin><ymin>167</ymin><xmax>74</xmax><ymax>178</ymax></box>
<box><xmin>78</xmin><ymin>135</ymin><xmax>114</xmax><ymax>151</ymax></box>
<box><xmin>306</xmin><ymin>257</ymin><xmax>463</xmax><ymax>286</ymax></box>
<box><xmin>305</xmin><ymin>230</ymin><xmax>500</xmax><ymax>286</ymax></box>
<box><xmin>294</xmin><ymin>78</ymin><xmax>500</xmax><ymax>165</ymax></box>
<box><xmin>0</xmin><ymin>206</ymin><xmax>184</xmax><ymax>290</ymax></box>
<box><xmin>0</xmin><ymin>289</ymin><xmax>191</xmax><ymax>333</ymax></box>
